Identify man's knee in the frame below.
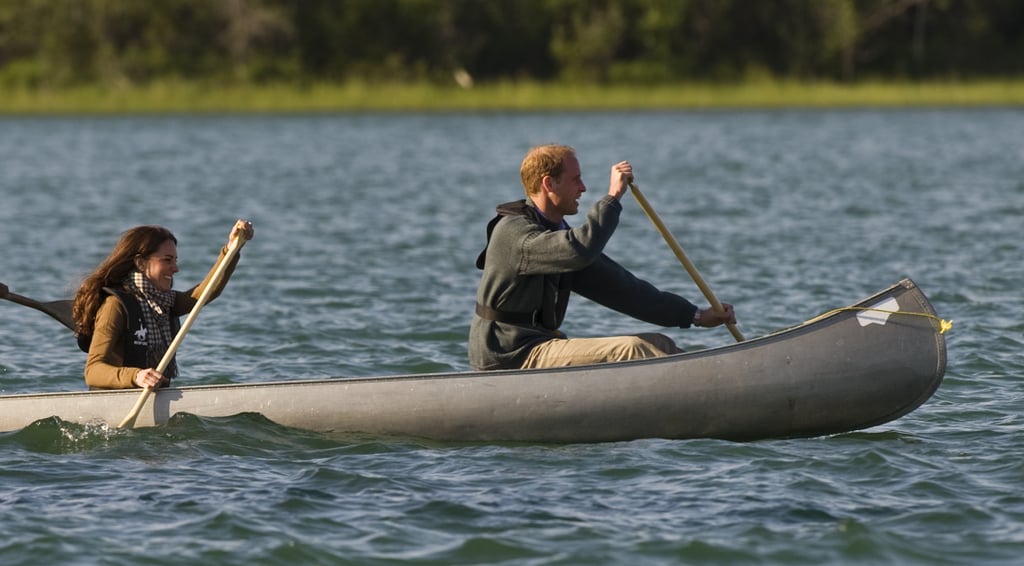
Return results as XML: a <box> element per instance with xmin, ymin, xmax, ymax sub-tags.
<box><xmin>614</xmin><ymin>333</ymin><xmax>680</xmax><ymax>360</ymax></box>
<box><xmin>632</xmin><ymin>333</ymin><xmax>682</xmax><ymax>356</ymax></box>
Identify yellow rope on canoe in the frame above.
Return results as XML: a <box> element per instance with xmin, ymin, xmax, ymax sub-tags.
<box><xmin>818</xmin><ymin>307</ymin><xmax>953</xmax><ymax>334</ymax></box>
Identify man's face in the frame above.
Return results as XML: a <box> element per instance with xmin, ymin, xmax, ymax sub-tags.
<box><xmin>547</xmin><ymin>155</ymin><xmax>586</xmax><ymax>217</ymax></box>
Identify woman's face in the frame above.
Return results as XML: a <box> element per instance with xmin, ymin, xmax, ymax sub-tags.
<box><xmin>143</xmin><ymin>239</ymin><xmax>179</xmax><ymax>291</ymax></box>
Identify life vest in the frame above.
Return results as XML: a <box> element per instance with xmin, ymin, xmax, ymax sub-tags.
<box><xmin>76</xmin><ymin>288</ymin><xmax>181</xmax><ymax>376</ymax></box>
<box><xmin>475</xmin><ymin>200</ymin><xmax>572</xmax><ymax>331</ymax></box>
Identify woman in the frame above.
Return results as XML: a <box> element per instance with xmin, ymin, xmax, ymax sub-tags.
<box><xmin>72</xmin><ymin>220</ymin><xmax>254</xmax><ymax>389</ymax></box>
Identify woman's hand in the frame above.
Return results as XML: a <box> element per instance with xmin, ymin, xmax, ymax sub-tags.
<box><xmin>134</xmin><ymin>368</ymin><xmax>165</xmax><ymax>389</ymax></box>
<box><xmin>230</xmin><ymin>219</ymin><xmax>254</xmax><ymax>243</ymax></box>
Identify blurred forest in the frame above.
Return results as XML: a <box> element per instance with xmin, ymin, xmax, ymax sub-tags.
<box><xmin>0</xmin><ymin>0</ymin><xmax>1021</xmax><ymax>89</ymax></box>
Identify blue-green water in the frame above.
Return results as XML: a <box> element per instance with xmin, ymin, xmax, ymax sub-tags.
<box><xmin>1</xmin><ymin>110</ymin><xmax>1021</xmax><ymax>564</ymax></box>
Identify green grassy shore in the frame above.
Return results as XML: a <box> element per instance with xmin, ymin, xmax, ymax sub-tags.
<box><xmin>3</xmin><ymin>79</ymin><xmax>1023</xmax><ymax>113</ymax></box>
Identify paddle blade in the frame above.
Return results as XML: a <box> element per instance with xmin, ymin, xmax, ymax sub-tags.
<box><xmin>1</xmin><ymin>283</ymin><xmax>76</xmax><ymax>332</ymax></box>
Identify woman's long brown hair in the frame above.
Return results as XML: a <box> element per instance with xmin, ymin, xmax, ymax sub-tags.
<box><xmin>72</xmin><ymin>226</ymin><xmax>177</xmax><ymax>337</ymax></box>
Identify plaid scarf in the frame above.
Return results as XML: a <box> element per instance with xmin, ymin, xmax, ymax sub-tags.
<box><xmin>124</xmin><ymin>271</ymin><xmax>178</xmax><ymax>380</ymax></box>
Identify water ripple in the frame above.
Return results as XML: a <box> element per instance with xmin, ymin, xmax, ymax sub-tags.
<box><xmin>2</xmin><ymin>110</ymin><xmax>1023</xmax><ymax>564</ymax></box>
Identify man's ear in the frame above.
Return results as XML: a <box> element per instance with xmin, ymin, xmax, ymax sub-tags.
<box><xmin>540</xmin><ymin>174</ymin><xmax>554</xmax><ymax>193</ymax></box>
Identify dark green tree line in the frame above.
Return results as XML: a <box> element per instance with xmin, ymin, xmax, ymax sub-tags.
<box><xmin>0</xmin><ymin>0</ymin><xmax>1021</xmax><ymax>88</ymax></box>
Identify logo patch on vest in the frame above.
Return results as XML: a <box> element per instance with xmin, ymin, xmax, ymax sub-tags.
<box><xmin>133</xmin><ymin>324</ymin><xmax>149</xmax><ymax>346</ymax></box>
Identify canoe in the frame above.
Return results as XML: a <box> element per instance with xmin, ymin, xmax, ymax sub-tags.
<box><xmin>0</xmin><ymin>278</ymin><xmax>947</xmax><ymax>443</ymax></box>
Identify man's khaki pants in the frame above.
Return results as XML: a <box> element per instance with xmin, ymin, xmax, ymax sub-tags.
<box><xmin>521</xmin><ymin>332</ymin><xmax>682</xmax><ymax>368</ymax></box>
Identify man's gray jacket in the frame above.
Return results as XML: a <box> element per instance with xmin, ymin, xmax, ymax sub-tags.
<box><xmin>469</xmin><ymin>195</ymin><xmax>698</xmax><ymax>370</ymax></box>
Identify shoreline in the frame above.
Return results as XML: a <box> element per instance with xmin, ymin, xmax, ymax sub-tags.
<box><xmin>3</xmin><ymin>79</ymin><xmax>1023</xmax><ymax>114</ymax></box>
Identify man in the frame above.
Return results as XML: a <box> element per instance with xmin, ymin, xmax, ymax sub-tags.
<box><xmin>469</xmin><ymin>144</ymin><xmax>736</xmax><ymax>370</ymax></box>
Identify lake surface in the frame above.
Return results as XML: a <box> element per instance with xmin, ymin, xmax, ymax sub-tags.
<box><xmin>1</xmin><ymin>109</ymin><xmax>1021</xmax><ymax>564</ymax></box>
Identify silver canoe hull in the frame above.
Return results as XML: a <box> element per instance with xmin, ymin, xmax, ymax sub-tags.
<box><xmin>0</xmin><ymin>279</ymin><xmax>947</xmax><ymax>442</ymax></box>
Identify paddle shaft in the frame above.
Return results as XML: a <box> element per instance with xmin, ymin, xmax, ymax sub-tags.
<box><xmin>628</xmin><ymin>183</ymin><xmax>744</xmax><ymax>342</ymax></box>
<box><xmin>117</xmin><ymin>229</ymin><xmax>248</xmax><ymax>428</ymax></box>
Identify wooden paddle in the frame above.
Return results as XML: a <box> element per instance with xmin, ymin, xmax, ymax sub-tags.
<box><xmin>0</xmin><ymin>282</ymin><xmax>75</xmax><ymax>332</ymax></box>
<box><xmin>117</xmin><ymin>222</ymin><xmax>251</xmax><ymax>429</ymax></box>
<box><xmin>628</xmin><ymin>183</ymin><xmax>745</xmax><ymax>342</ymax></box>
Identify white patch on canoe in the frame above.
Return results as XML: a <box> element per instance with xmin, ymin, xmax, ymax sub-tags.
<box><xmin>857</xmin><ymin>297</ymin><xmax>900</xmax><ymax>327</ymax></box>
